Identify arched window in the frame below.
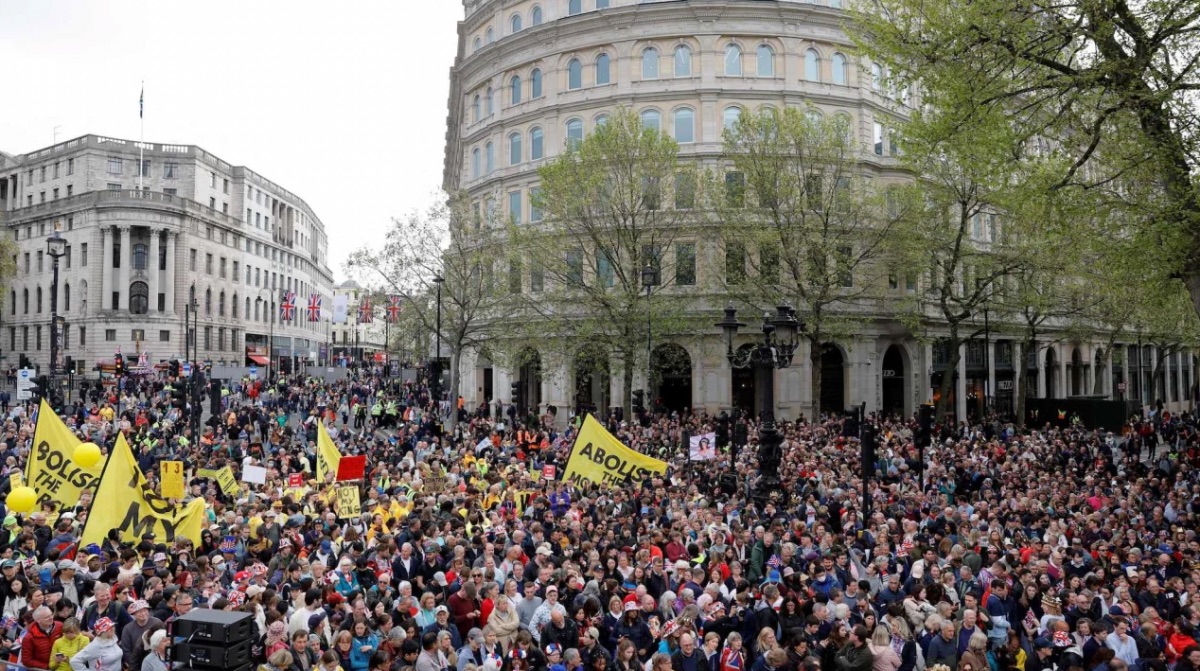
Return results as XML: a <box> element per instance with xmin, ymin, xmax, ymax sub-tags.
<box><xmin>510</xmin><ymin>14</ymin><xmax>522</xmax><ymax>33</ymax></box>
<box><xmin>219</xmin><ymin>290</ymin><xmax>226</xmax><ymax>317</ymax></box>
<box><xmin>757</xmin><ymin>45</ymin><xmax>775</xmax><ymax>76</ymax></box>
<box><xmin>568</xmin><ymin>0</ymin><xmax>582</xmax><ymax>15</ymax></box>
<box><xmin>805</xmin><ymin>49</ymin><xmax>820</xmax><ymax>82</ymax></box>
<box><xmin>472</xmin><ymin>148</ymin><xmax>481</xmax><ymax>178</ymax></box>
<box><xmin>473</xmin><ymin>37</ymin><xmax>481</xmax><ymax>52</ymax></box>
<box><xmin>723</xmin><ymin>106</ymin><xmax>743</xmax><ymax>132</ymax></box>
<box><xmin>674</xmin><ymin>45</ymin><xmax>691</xmax><ymax>76</ymax></box>
<box><xmin>233</xmin><ymin>293</ymin><xmax>239</xmax><ymax>318</ymax></box>
<box><xmin>674</xmin><ymin>108</ymin><xmax>695</xmax><ymax>143</ymax></box>
<box><xmin>485</xmin><ymin>142</ymin><xmax>495</xmax><ymax>173</ymax></box>
<box><xmin>725</xmin><ymin>44</ymin><xmax>742</xmax><ymax>76</ymax></box>
<box><xmin>832</xmin><ymin>53</ymin><xmax>848</xmax><ymax>85</ymax></box>
<box><xmin>595</xmin><ymin>114</ymin><xmax>609</xmax><ymax>127</ymax></box>
<box><xmin>132</xmin><ymin>282</ymin><xmax>150</xmax><ymax>315</ymax></box>
<box><xmin>836</xmin><ymin>113</ymin><xmax>854</xmax><ymax>144</ymax></box>
<box><xmin>63</xmin><ymin>283</ymin><xmax>70</xmax><ymax>312</ymax></box>
<box><xmin>530</xmin><ymin>127</ymin><xmax>545</xmax><ymax>159</ymax></box>
<box><xmin>567</xmin><ymin>59</ymin><xmax>582</xmax><ymax>89</ymax></box>
<box><xmin>485</xmin><ymin>87</ymin><xmax>494</xmax><ymax>116</ymax></box>
<box><xmin>510</xmin><ymin>75</ymin><xmax>522</xmax><ymax>104</ymax></box>
<box><xmin>509</xmin><ymin>132</ymin><xmax>523</xmax><ymax>165</ymax></box>
<box><xmin>642</xmin><ymin>47</ymin><xmax>659</xmax><ymax>79</ymax></box>
<box><xmin>472</xmin><ymin>95</ymin><xmax>481</xmax><ymax>122</ymax></box>
<box><xmin>641</xmin><ymin>109</ymin><xmax>661</xmax><ymax>132</ymax></box>
<box><xmin>596</xmin><ymin>54</ymin><xmax>611</xmax><ymax>85</ymax></box>
<box><xmin>133</xmin><ymin>242</ymin><xmax>148</xmax><ymax>270</ymax></box>
<box><xmin>872</xmin><ymin>62</ymin><xmax>883</xmax><ymax>92</ymax></box>
<box><xmin>805</xmin><ymin>109</ymin><xmax>823</xmax><ymax>126</ymax></box>
<box><xmin>566</xmin><ymin>118</ymin><xmax>584</xmax><ymax>147</ymax></box>
<box><xmin>22</xmin><ymin>288</ymin><xmax>28</xmax><ymax>314</ymax></box>
<box><xmin>36</xmin><ymin>286</ymin><xmax>42</xmax><ymax>313</ymax></box>
<box><xmin>531</xmin><ymin>68</ymin><xmax>543</xmax><ymax>98</ymax></box>
<box><xmin>531</xmin><ymin>6</ymin><xmax>543</xmax><ymax>25</ymax></box>
<box><xmin>205</xmin><ymin>288</ymin><xmax>212</xmax><ymax>316</ymax></box>
<box><xmin>485</xmin><ymin>27</ymin><xmax>494</xmax><ymax>43</ymax></box>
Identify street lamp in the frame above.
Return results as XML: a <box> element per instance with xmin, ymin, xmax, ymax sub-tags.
<box><xmin>432</xmin><ymin>276</ymin><xmax>445</xmax><ymax>408</ymax></box>
<box><xmin>641</xmin><ymin>264</ymin><xmax>655</xmax><ymax>404</ymax></box>
<box><xmin>716</xmin><ymin>303</ymin><xmax>803</xmax><ymax>507</ymax></box>
<box><xmin>46</xmin><ymin>223</ymin><xmax>67</xmax><ymax>407</ymax></box>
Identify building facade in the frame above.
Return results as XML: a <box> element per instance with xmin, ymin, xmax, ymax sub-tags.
<box><xmin>444</xmin><ymin>0</ymin><xmax>1195</xmax><ymax>420</ymax></box>
<box><xmin>330</xmin><ymin>280</ymin><xmax>389</xmax><ymax>367</ymax></box>
<box><xmin>0</xmin><ymin>134</ymin><xmax>334</xmax><ymax>375</ymax></box>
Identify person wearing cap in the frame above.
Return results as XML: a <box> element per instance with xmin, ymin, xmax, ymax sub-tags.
<box><xmin>52</xmin><ymin>560</ymin><xmax>93</xmax><ymax>609</ymax></box>
<box><xmin>1028</xmin><ymin>637</ymin><xmax>1058</xmax><ymax>671</ymax></box>
<box><xmin>119</xmin><ymin>600</ymin><xmax>162</xmax><ymax>671</ymax></box>
<box><xmin>424</xmin><ymin>606</ymin><xmax>463</xmax><ymax>649</ymax></box>
<box><xmin>69</xmin><ymin>616</ymin><xmax>123</xmax><ymax>671</ymax></box>
<box><xmin>457</xmin><ymin>628</ymin><xmax>487</xmax><ymax>671</ymax></box>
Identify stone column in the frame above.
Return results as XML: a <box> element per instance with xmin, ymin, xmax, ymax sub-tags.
<box><xmin>117</xmin><ymin>226</ymin><xmax>131</xmax><ymax>311</ymax></box>
<box><xmin>100</xmin><ymin>227</ymin><xmax>113</xmax><ymax>311</ymax></box>
<box><xmin>165</xmin><ymin>231</ymin><xmax>177</xmax><ymax>315</ymax></box>
<box><xmin>986</xmin><ymin>341</ymin><xmax>997</xmax><ymax>408</ymax></box>
<box><xmin>956</xmin><ymin>342</ymin><xmax>968</xmax><ymax>421</ymax></box>
<box><xmin>1036</xmin><ymin>343</ymin><xmax>1047</xmax><ymax>398</ymax></box>
<box><xmin>148</xmin><ymin>228</ymin><xmax>161</xmax><ymax>312</ymax></box>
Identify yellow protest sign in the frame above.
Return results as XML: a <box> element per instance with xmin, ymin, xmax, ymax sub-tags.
<box><xmin>160</xmin><ymin>461</ymin><xmax>185</xmax><ymax>499</ymax></box>
<box><xmin>26</xmin><ymin>399</ymin><xmax>106</xmax><ymax>507</ymax></box>
<box><xmin>79</xmin><ymin>434</ymin><xmax>207</xmax><ymax>546</ymax></box>
<box><xmin>196</xmin><ymin>466</ymin><xmax>239</xmax><ymax>497</ymax></box>
<box><xmin>563</xmin><ymin>414</ymin><xmax>667</xmax><ymax>487</ymax></box>
<box><xmin>316</xmin><ymin>423</ymin><xmax>342</xmax><ymax>483</ymax></box>
<box><xmin>335</xmin><ymin>484</ymin><xmax>361</xmax><ymax>519</ymax></box>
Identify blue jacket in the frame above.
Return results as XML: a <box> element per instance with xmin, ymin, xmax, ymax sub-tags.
<box><xmin>349</xmin><ymin>633</ymin><xmax>379</xmax><ymax>671</ymax></box>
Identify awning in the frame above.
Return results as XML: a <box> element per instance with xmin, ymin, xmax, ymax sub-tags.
<box><xmin>247</xmin><ymin>355</ymin><xmax>269</xmax><ymax>365</ymax></box>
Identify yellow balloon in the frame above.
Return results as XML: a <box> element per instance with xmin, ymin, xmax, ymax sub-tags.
<box><xmin>73</xmin><ymin>443</ymin><xmax>103</xmax><ymax>469</ymax></box>
<box><xmin>6</xmin><ymin>486</ymin><xmax>37</xmax><ymax>513</ymax></box>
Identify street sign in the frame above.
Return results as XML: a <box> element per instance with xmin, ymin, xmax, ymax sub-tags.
<box><xmin>248</xmin><ymin>365</ymin><xmax>258</xmax><ymax>379</ymax></box>
<box><xmin>182</xmin><ymin>362</ymin><xmax>192</xmax><ymax>377</ymax></box>
<box><xmin>16</xmin><ymin>368</ymin><xmax>35</xmax><ymax>400</ymax></box>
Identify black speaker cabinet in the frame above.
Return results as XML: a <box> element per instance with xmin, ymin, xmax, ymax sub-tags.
<box><xmin>172</xmin><ymin>609</ymin><xmax>254</xmax><ymax>644</ymax></box>
<box><xmin>172</xmin><ymin>638</ymin><xmax>251</xmax><ymax>667</ymax></box>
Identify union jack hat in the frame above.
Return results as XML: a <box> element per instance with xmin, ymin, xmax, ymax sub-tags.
<box><xmin>94</xmin><ymin>617</ymin><xmax>115</xmax><ymax>634</ymax></box>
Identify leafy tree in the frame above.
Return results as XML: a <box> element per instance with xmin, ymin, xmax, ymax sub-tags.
<box><xmin>715</xmin><ymin>108</ymin><xmax>905</xmax><ymax>419</ymax></box>
<box><xmin>509</xmin><ymin>108</ymin><xmax>694</xmax><ymax>417</ymax></box>
<box><xmin>347</xmin><ymin>193</ymin><xmax>511</xmax><ymax>409</ymax></box>
<box><xmin>851</xmin><ymin>0</ymin><xmax>1200</xmax><ymax>321</ymax></box>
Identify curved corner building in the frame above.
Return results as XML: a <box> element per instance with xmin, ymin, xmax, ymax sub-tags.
<box><xmin>443</xmin><ymin>0</ymin><xmax>1184</xmax><ymax>421</ymax></box>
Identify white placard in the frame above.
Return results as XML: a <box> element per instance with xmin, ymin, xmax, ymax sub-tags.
<box><xmin>242</xmin><ymin>465</ymin><xmax>267</xmax><ymax>484</ymax></box>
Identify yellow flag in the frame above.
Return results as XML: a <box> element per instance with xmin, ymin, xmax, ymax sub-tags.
<box><xmin>316</xmin><ymin>422</ymin><xmax>342</xmax><ymax>483</ymax></box>
<box><xmin>79</xmin><ymin>433</ymin><xmax>206</xmax><ymax>546</ymax></box>
<box><xmin>26</xmin><ymin>399</ymin><xmax>106</xmax><ymax>507</ymax></box>
<box><xmin>563</xmin><ymin>414</ymin><xmax>667</xmax><ymax>487</ymax></box>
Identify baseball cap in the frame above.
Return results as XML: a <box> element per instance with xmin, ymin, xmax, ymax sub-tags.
<box><xmin>1033</xmin><ymin>637</ymin><xmax>1053</xmax><ymax>650</ymax></box>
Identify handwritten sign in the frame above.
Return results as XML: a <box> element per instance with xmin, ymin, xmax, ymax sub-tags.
<box><xmin>335</xmin><ymin>484</ymin><xmax>361</xmax><ymax>519</ymax></box>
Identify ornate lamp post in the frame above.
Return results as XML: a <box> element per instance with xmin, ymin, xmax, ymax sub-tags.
<box><xmin>716</xmin><ymin>303</ymin><xmax>803</xmax><ymax>507</ymax></box>
<box><xmin>46</xmin><ymin>224</ymin><xmax>67</xmax><ymax>407</ymax></box>
<box><xmin>641</xmin><ymin>264</ymin><xmax>655</xmax><ymax>405</ymax></box>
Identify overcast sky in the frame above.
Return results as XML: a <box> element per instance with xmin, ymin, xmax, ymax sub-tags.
<box><xmin>0</xmin><ymin>0</ymin><xmax>461</xmax><ymax>279</ymax></box>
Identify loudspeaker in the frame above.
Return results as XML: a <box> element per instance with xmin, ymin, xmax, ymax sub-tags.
<box><xmin>172</xmin><ymin>609</ymin><xmax>254</xmax><ymax>644</ymax></box>
<box><xmin>172</xmin><ymin>638</ymin><xmax>251</xmax><ymax>667</ymax></box>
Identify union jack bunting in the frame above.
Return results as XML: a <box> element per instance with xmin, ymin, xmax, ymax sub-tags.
<box><xmin>279</xmin><ymin>291</ymin><xmax>296</xmax><ymax>322</ymax></box>
<box><xmin>358</xmin><ymin>297</ymin><xmax>373</xmax><ymax>324</ymax></box>
<box><xmin>386</xmin><ymin>294</ymin><xmax>402</xmax><ymax>323</ymax></box>
<box><xmin>307</xmin><ymin>293</ymin><xmax>322</xmax><ymax>322</ymax></box>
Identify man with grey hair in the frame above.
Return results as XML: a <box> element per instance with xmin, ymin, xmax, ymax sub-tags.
<box><xmin>21</xmin><ymin>606</ymin><xmax>61</xmax><ymax>670</ymax></box>
<box><xmin>563</xmin><ymin>648</ymin><xmax>584</xmax><ymax>671</ymax></box>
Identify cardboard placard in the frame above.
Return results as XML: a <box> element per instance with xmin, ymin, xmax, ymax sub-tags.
<box><xmin>335</xmin><ymin>484</ymin><xmax>361</xmax><ymax>519</ymax></box>
<box><xmin>242</xmin><ymin>465</ymin><xmax>267</xmax><ymax>485</ymax></box>
<box><xmin>542</xmin><ymin>464</ymin><xmax>556</xmax><ymax>480</ymax></box>
<box><xmin>336</xmin><ymin>455</ymin><xmax>366</xmax><ymax>482</ymax></box>
<box><xmin>287</xmin><ymin>473</ymin><xmax>304</xmax><ymax>488</ymax></box>
<box><xmin>160</xmin><ymin>461</ymin><xmax>185</xmax><ymax>499</ymax></box>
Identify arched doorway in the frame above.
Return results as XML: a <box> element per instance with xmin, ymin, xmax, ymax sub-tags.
<box><xmin>1045</xmin><ymin>347</ymin><xmax>1057</xmax><ymax>398</ymax></box>
<box><xmin>574</xmin><ymin>345</ymin><xmax>610</xmax><ymax>416</ymax></box>
<box><xmin>820</xmin><ymin>344</ymin><xmax>845</xmax><ymax>413</ymax></box>
<box><xmin>880</xmin><ymin>344</ymin><xmax>907</xmax><ymax>418</ymax></box>
<box><xmin>1071</xmin><ymin>347</ymin><xmax>1084</xmax><ymax>396</ymax></box>
<box><xmin>731</xmin><ymin>343</ymin><xmax>756</xmax><ymax>415</ymax></box>
<box><xmin>516</xmin><ymin>348</ymin><xmax>542</xmax><ymax>412</ymax></box>
<box><xmin>476</xmin><ymin>347</ymin><xmax>495</xmax><ymax>406</ymax></box>
<box><xmin>651</xmin><ymin>343</ymin><xmax>692</xmax><ymax>413</ymax></box>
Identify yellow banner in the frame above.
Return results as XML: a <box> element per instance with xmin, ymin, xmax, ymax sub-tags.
<box><xmin>316</xmin><ymin>423</ymin><xmax>342</xmax><ymax>483</ymax></box>
<box><xmin>160</xmin><ymin>461</ymin><xmax>185</xmax><ymax>499</ymax></box>
<box><xmin>196</xmin><ymin>466</ymin><xmax>239</xmax><ymax>497</ymax></box>
<box><xmin>563</xmin><ymin>414</ymin><xmax>667</xmax><ymax>487</ymax></box>
<box><xmin>80</xmin><ymin>434</ymin><xmax>206</xmax><ymax>546</ymax></box>
<box><xmin>26</xmin><ymin>399</ymin><xmax>106</xmax><ymax>507</ymax></box>
<box><xmin>335</xmin><ymin>484</ymin><xmax>361</xmax><ymax>519</ymax></box>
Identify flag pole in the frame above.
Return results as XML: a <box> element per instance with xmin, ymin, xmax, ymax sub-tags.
<box><xmin>138</xmin><ymin>81</ymin><xmax>145</xmax><ymax>192</ymax></box>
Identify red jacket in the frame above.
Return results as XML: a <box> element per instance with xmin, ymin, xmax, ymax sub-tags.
<box><xmin>21</xmin><ymin>621</ymin><xmax>62</xmax><ymax>669</ymax></box>
<box><xmin>447</xmin><ymin>590</ymin><xmax>480</xmax><ymax>641</ymax></box>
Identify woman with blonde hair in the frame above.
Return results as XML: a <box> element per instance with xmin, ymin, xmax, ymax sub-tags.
<box><xmin>869</xmin><ymin>625</ymin><xmax>902</xmax><ymax>671</ymax></box>
<box><xmin>483</xmin><ymin>594</ymin><xmax>520</xmax><ymax>651</ymax></box>
<box><xmin>958</xmin><ymin>632</ymin><xmax>989</xmax><ymax>671</ymax></box>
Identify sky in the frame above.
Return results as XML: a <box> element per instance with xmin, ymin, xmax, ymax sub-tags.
<box><xmin>0</xmin><ymin>0</ymin><xmax>462</xmax><ymax>279</ymax></box>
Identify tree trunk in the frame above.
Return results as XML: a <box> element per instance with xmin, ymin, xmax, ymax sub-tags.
<box><xmin>622</xmin><ymin>348</ymin><xmax>634</xmax><ymax>419</ymax></box>
<box><xmin>1015</xmin><ymin>336</ymin><xmax>1035</xmax><ymax>429</ymax></box>
<box><xmin>935</xmin><ymin>325</ymin><xmax>960</xmax><ymax>424</ymax></box>
<box><xmin>809</xmin><ymin>335</ymin><xmax>823</xmax><ymax>421</ymax></box>
<box><xmin>449</xmin><ymin>350</ymin><xmax>461</xmax><ymax>412</ymax></box>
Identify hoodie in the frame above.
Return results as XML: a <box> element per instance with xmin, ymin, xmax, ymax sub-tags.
<box><xmin>69</xmin><ymin>634</ymin><xmax>124</xmax><ymax>671</ymax></box>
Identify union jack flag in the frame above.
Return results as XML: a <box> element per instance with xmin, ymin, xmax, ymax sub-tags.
<box><xmin>279</xmin><ymin>291</ymin><xmax>296</xmax><ymax>322</ymax></box>
<box><xmin>387</xmin><ymin>294</ymin><xmax>402</xmax><ymax>323</ymax></box>
<box><xmin>767</xmin><ymin>555</ymin><xmax>782</xmax><ymax>570</ymax></box>
<box><xmin>358</xmin><ymin>297</ymin><xmax>373</xmax><ymax>324</ymax></box>
<box><xmin>307</xmin><ymin>293</ymin><xmax>322</xmax><ymax>322</ymax></box>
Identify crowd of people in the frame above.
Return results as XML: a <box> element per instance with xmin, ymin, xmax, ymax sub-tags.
<box><xmin>0</xmin><ymin>368</ymin><xmax>1197</xmax><ymax>671</ymax></box>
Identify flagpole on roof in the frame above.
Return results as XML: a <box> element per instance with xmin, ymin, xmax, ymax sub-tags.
<box><xmin>138</xmin><ymin>81</ymin><xmax>144</xmax><ymax>192</ymax></box>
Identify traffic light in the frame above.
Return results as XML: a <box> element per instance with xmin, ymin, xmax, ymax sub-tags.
<box><xmin>29</xmin><ymin>375</ymin><xmax>47</xmax><ymax>402</ymax></box>
<box><xmin>715</xmin><ymin>410</ymin><xmax>730</xmax><ymax>449</ymax></box>
<box><xmin>632</xmin><ymin>389</ymin><xmax>645</xmax><ymax>414</ymax></box>
<box><xmin>510</xmin><ymin>381</ymin><xmax>520</xmax><ymax>406</ymax></box>
<box><xmin>169</xmin><ymin>360</ymin><xmax>180</xmax><ymax>378</ymax></box>
<box><xmin>209</xmin><ymin>379</ymin><xmax>222</xmax><ymax>416</ymax></box>
<box><xmin>861</xmin><ymin>423</ymin><xmax>877</xmax><ymax>479</ymax></box>
<box><xmin>171</xmin><ymin>380</ymin><xmax>188</xmax><ymax>410</ymax></box>
<box><xmin>916</xmin><ymin>404</ymin><xmax>934</xmax><ymax>448</ymax></box>
<box><xmin>843</xmin><ymin>405</ymin><xmax>861</xmax><ymax>438</ymax></box>
<box><xmin>114</xmin><ymin>353</ymin><xmax>125</xmax><ymax>376</ymax></box>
